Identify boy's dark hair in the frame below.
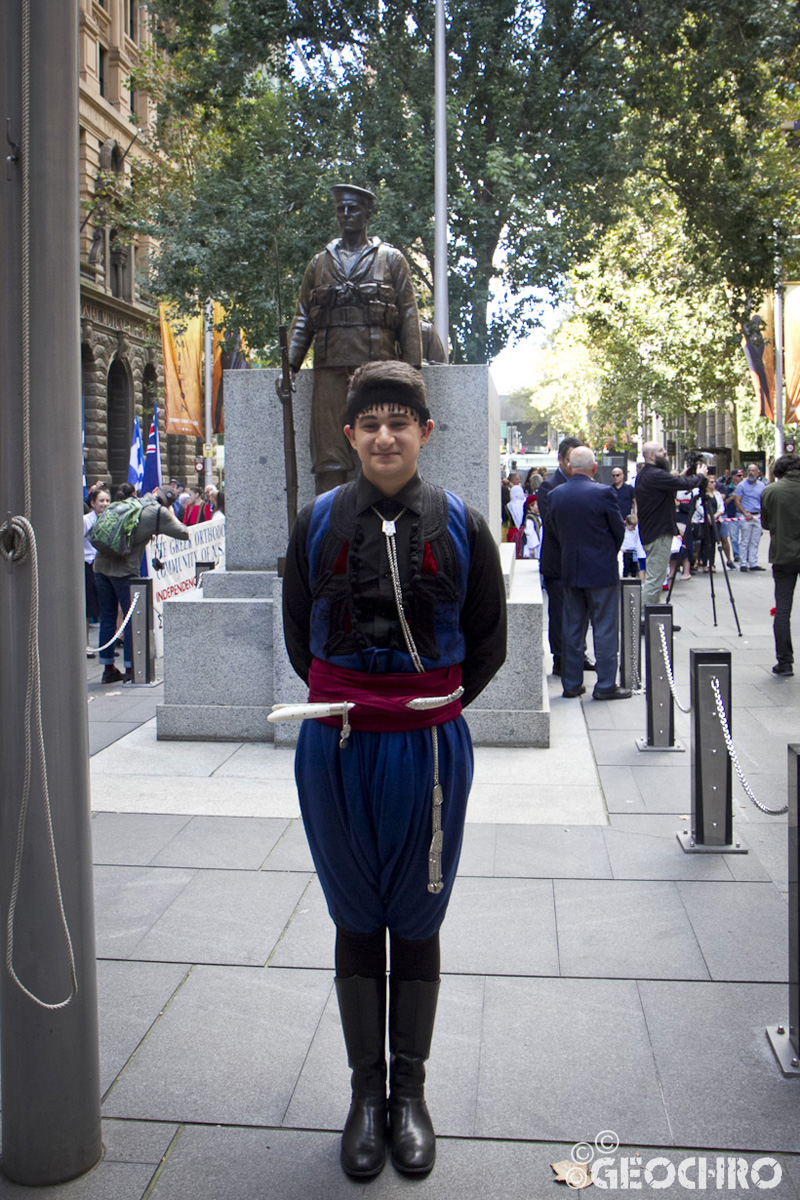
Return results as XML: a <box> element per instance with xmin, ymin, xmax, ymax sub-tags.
<box><xmin>345</xmin><ymin>361</ymin><xmax>430</xmax><ymax>428</ymax></box>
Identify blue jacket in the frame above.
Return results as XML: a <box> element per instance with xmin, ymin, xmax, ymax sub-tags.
<box><xmin>548</xmin><ymin>474</ymin><xmax>625</xmax><ymax>589</ymax></box>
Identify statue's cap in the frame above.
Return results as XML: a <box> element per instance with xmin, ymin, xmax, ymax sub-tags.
<box><xmin>330</xmin><ymin>184</ymin><xmax>377</xmax><ymax>210</ymax></box>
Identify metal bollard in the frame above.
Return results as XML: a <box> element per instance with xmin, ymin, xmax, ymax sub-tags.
<box><xmin>619</xmin><ymin>580</ymin><xmax>642</xmax><ymax>692</ymax></box>
<box><xmin>636</xmin><ymin>604</ymin><xmax>683</xmax><ymax>752</ymax></box>
<box><xmin>766</xmin><ymin>745</ymin><xmax>800</xmax><ymax>1074</ymax></box>
<box><xmin>677</xmin><ymin>648</ymin><xmax>745</xmax><ymax>854</ymax></box>
<box><xmin>129</xmin><ymin>577</ymin><xmax>156</xmax><ymax>685</ymax></box>
<box><xmin>195</xmin><ymin>561</ymin><xmax>215</xmax><ymax>586</ymax></box>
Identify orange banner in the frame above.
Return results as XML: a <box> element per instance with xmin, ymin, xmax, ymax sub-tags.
<box><xmin>160</xmin><ymin>304</ymin><xmax>204</xmax><ymax>437</ymax></box>
<box><xmin>784</xmin><ymin>283</ymin><xmax>800</xmax><ymax>426</ymax></box>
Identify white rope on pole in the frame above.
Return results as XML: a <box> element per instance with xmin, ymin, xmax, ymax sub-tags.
<box><xmin>94</xmin><ymin>591</ymin><xmax>140</xmax><ymax>653</ymax></box>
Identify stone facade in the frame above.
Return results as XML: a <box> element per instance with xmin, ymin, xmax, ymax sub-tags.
<box><xmin>78</xmin><ymin>0</ymin><xmax>200</xmax><ymax>493</ymax></box>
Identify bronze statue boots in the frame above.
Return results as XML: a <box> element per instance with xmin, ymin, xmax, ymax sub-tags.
<box><xmin>334</xmin><ymin>975</ymin><xmax>388</xmax><ymax>1179</ymax></box>
<box><xmin>387</xmin><ymin>977</ymin><xmax>440</xmax><ymax>1176</ymax></box>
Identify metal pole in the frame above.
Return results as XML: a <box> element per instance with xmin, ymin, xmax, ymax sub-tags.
<box><xmin>767</xmin><ymin>744</ymin><xmax>800</xmax><ymax>1074</ymax></box>
<box><xmin>775</xmin><ymin>274</ymin><xmax>785</xmax><ymax>460</ymax></box>
<box><xmin>619</xmin><ymin>579</ymin><xmax>642</xmax><ymax>692</ymax></box>
<box><xmin>677</xmin><ymin>649</ymin><xmax>745</xmax><ymax>854</ymax></box>
<box><xmin>129</xmin><ymin>578</ymin><xmax>155</xmax><ymax>685</ymax></box>
<box><xmin>636</xmin><ymin>605</ymin><xmax>684</xmax><ymax>752</ymax></box>
<box><xmin>0</xmin><ymin>0</ymin><xmax>102</xmax><ymax>1183</ymax></box>
<box><xmin>433</xmin><ymin>0</ymin><xmax>449</xmax><ymax>356</ymax></box>
<box><xmin>204</xmin><ymin>298</ymin><xmax>214</xmax><ymax>489</ymax></box>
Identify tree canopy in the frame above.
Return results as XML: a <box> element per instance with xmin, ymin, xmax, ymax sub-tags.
<box><xmin>128</xmin><ymin>0</ymin><xmax>800</xmax><ymax>389</ymax></box>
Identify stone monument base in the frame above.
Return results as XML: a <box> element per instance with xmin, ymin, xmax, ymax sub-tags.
<box><xmin>155</xmin><ymin>365</ymin><xmax>549</xmax><ymax>748</ymax></box>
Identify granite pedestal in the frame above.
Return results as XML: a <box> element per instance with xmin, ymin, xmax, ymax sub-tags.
<box><xmin>156</xmin><ymin>366</ymin><xmax>549</xmax><ymax>747</ymax></box>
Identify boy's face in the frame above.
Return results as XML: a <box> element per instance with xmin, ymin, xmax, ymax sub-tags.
<box><xmin>344</xmin><ymin>403</ymin><xmax>433</xmax><ymax>495</ymax></box>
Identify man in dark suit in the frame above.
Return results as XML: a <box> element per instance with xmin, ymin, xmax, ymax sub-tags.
<box><xmin>536</xmin><ymin>436</ymin><xmax>582</xmax><ymax>675</ymax></box>
<box><xmin>548</xmin><ymin>446</ymin><xmax>630</xmax><ymax>701</ymax></box>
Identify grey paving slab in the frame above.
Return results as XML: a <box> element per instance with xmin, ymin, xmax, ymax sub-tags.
<box><xmin>148</xmin><ymin>1123</ymin><xmax>628</xmax><ymax>1200</ymax></box>
<box><xmin>211</xmin><ymin>741</ymin><xmax>299</xmax><ymax>780</ymax></box>
<box><xmin>734</xmin><ymin>821</ymin><xmax>789</xmax><ymax>887</ymax></box>
<box><xmin>0</xmin><ymin>1163</ymin><xmax>155</xmax><ymax>1200</ymax></box>
<box><xmin>284</xmin><ymin>973</ymin><xmax>484</xmax><ymax>1137</ymax></box>
<box><xmin>608</xmin><ymin>812</ymin><xmax>692</xmax><ymax>835</ymax></box>
<box><xmin>268</xmin><ymin>876</ymin><xmax>334</xmax><ymax>969</ymax></box>
<box><xmin>476</xmin><ymin>976</ymin><xmax>671</xmax><ymax>1145</ymax></box>
<box><xmin>493</xmin><ymin>824</ymin><xmax>612</xmax><ymax>879</ymax></box>
<box><xmin>457</xmin><ymin>822</ymin><xmax>497</xmax><ymax>876</ymax></box>
<box><xmin>676</xmin><ymin>881</ymin><xmax>788</xmax><ymax>982</ymax></box>
<box><xmin>598</xmin><ymin>765</ymin><xmax>646</xmax><ymax>812</ymax></box>
<box><xmin>629</xmin><ymin>765</ymin><xmax>693</xmax><ymax>812</ymax></box>
<box><xmin>93</xmin><ymin>865</ymin><xmax>195</xmax><ymax>960</ymax></box>
<box><xmin>261</xmin><ymin>817</ymin><xmax>316</xmax><ymax>872</ymax></box>
<box><xmin>582</xmin><ymin>696</ymin><xmax>648</xmax><ymax>732</ymax></box>
<box><xmin>97</xmin><ymin>959</ymin><xmax>189</xmax><ymax>1095</ymax></box>
<box><xmin>440</xmin><ymin>877</ymin><xmax>558</xmax><ymax>976</ymax></box>
<box><xmin>602</xmin><ymin>826</ymin><xmax>735</xmax><ymax>881</ymax></box>
<box><xmin>639</xmin><ymin>980</ymin><xmax>800</xmax><ymax>1152</ymax></box>
<box><xmin>90</xmin><ymin>813</ymin><xmax>192</xmax><ymax>866</ymax></box>
<box><xmin>91</xmin><ymin>721</ymin><xmax>242</xmax><ymax>777</ymax></box>
<box><xmin>89</xmin><ymin>723</ymin><xmax>144</xmax><ymax>756</ymax></box>
<box><xmin>104</xmin><ymin>965</ymin><xmax>333</xmax><ymax>1125</ymax></box>
<box><xmin>101</xmin><ymin>1118</ymin><xmax>179</xmax><ymax>1165</ymax></box>
<box><xmin>132</xmin><ymin>869</ymin><xmax>313</xmax><ymax>965</ymax></box>
<box><xmin>590</xmin><ymin>730</ymin><xmax>691</xmax><ymax>768</ymax></box>
<box><xmin>150</xmin><ymin>815</ymin><xmax>291</xmax><ymax>869</ymax></box>
<box><xmin>554</xmin><ymin>879</ymin><xmax>710</xmax><ymax>980</ymax></box>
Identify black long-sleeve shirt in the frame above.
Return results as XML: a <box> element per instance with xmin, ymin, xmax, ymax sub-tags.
<box><xmin>282</xmin><ymin>472</ymin><xmax>507</xmax><ymax>707</ymax></box>
<box><xmin>635</xmin><ymin>464</ymin><xmax>705</xmax><ymax>545</ymax></box>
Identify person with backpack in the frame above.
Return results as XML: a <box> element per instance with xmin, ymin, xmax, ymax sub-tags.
<box><xmin>92</xmin><ymin>485</ymin><xmax>189</xmax><ymax>683</ymax></box>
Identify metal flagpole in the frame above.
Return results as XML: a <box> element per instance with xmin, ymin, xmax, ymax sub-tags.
<box><xmin>775</xmin><ymin>267</ymin><xmax>786</xmax><ymax>460</ymax></box>
<box><xmin>434</xmin><ymin>0</ymin><xmax>449</xmax><ymax>356</ymax></box>
<box><xmin>204</xmin><ymin>299</ymin><xmax>214</xmax><ymax>489</ymax></box>
<box><xmin>0</xmin><ymin>0</ymin><xmax>102</xmax><ymax>1182</ymax></box>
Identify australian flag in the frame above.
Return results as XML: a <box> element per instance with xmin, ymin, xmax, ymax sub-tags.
<box><xmin>141</xmin><ymin>400</ymin><xmax>163</xmax><ymax>496</ymax></box>
<box><xmin>128</xmin><ymin>416</ymin><xmax>144</xmax><ymax>493</ymax></box>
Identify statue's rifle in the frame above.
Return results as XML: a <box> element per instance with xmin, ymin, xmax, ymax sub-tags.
<box><xmin>275</xmin><ymin>240</ymin><xmax>298</xmax><ymax>533</ymax></box>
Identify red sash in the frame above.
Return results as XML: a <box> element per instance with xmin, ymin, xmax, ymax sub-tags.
<box><xmin>307</xmin><ymin>658</ymin><xmax>463</xmax><ymax>732</ymax></box>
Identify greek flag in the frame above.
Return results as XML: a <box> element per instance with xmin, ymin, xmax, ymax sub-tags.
<box><xmin>128</xmin><ymin>416</ymin><xmax>144</xmax><ymax>492</ymax></box>
<box><xmin>141</xmin><ymin>400</ymin><xmax>163</xmax><ymax>496</ymax></box>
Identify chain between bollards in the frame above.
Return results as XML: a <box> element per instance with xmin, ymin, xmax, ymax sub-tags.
<box><xmin>657</xmin><ymin>623</ymin><xmax>691</xmax><ymax>714</ymax></box>
<box><xmin>710</xmin><ymin>677</ymin><xmax>788</xmax><ymax>816</ymax></box>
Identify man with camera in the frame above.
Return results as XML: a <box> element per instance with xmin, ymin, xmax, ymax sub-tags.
<box><xmin>635</xmin><ymin>444</ymin><xmax>708</xmax><ymax>622</ymax></box>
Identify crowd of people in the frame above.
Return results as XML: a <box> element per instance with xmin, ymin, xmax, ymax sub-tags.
<box><xmin>503</xmin><ymin>442</ymin><xmax>799</xmax><ymax>692</ymax></box>
<box><xmin>83</xmin><ymin>477</ymin><xmax>224</xmax><ymax>680</ymax></box>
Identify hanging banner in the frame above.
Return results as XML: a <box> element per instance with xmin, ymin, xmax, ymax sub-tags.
<box><xmin>160</xmin><ymin>304</ymin><xmax>204</xmax><ymax>436</ymax></box>
<box><xmin>784</xmin><ymin>283</ymin><xmax>800</xmax><ymax>426</ymax></box>
<box><xmin>740</xmin><ymin>295</ymin><xmax>775</xmax><ymax>421</ymax></box>
<box><xmin>145</xmin><ymin>516</ymin><xmax>226</xmax><ymax>657</ymax></box>
<box><xmin>210</xmin><ymin>301</ymin><xmax>249</xmax><ymax>435</ymax></box>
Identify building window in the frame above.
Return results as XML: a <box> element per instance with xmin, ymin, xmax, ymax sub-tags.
<box><xmin>127</xmin><ymin>0</ymin><xmax>137</xmax><ymax>41</ymax></box>
<box><xmin>98</xmin><ymin>47</ymin><xmax>106</xmax><ymax>97</ymax></box>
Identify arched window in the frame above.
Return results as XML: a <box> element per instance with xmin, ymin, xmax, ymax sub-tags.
<box><xmin>106</xmin><ymin>357</ymin><xmax>133</xmax><ymax>489</ymax></box>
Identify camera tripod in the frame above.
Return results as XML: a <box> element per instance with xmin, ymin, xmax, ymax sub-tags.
<box><xmin>665</xmin><ymin>491</ymin><xmax>742</xmax><ymax>636</ymax></box>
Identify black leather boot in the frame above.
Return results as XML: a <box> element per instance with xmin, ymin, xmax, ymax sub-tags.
<box><xmin>388</xmin><ymin>977</ymin><xmax>440</xmax><ymax>1175</ymax></box>
<box><xmin>334</xmin><ymin>975</ymin><xmax>387</xmax><ymax>1179</ymax></box>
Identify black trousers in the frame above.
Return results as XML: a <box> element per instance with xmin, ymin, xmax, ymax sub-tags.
<box><xmin>542</xmin><ymin>574</ymin><xmax>564</xmax><ymax>659</ymax></box>
<box><xmin>773</xmin><ymin>564</ymin><xmax>799</xmax><ymax>666</ymax></box>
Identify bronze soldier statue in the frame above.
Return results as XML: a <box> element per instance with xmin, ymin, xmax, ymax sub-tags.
<box><xmin>288</xmin><ymin>185</ymin><xmax>422</xmax><ymax>494</ymax></box>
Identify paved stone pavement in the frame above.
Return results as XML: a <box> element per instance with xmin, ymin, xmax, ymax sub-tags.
<box><xmin>13</xmin><ymin>550</ymin><xmax>800</xmax><ymax>1197</ymax></box>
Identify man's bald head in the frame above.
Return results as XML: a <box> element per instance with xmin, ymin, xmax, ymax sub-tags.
<box><xmin>569</xmin><ymin>446</ymin><xmax>597</xmax><ymax>476</ymax></box>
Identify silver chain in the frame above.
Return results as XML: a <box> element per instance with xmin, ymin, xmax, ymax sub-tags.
<box><xmin>710</xmin><ymin>677</ymin><xmax>788</xmax><ymax>815</ymax></box>
<box><xmin>657</xmin><ymin>623</ymin><xmax>691</xmax><ymax>713</ymax></box>
<box><xmin>629</xmin><ymin>593</ymin><xmax>643</xmax><ymax>694</ymax></box>
<box><xmin>374</xmin><ymin>506</ymin><xmax>444</xmax><ymax>893</ymax></box>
